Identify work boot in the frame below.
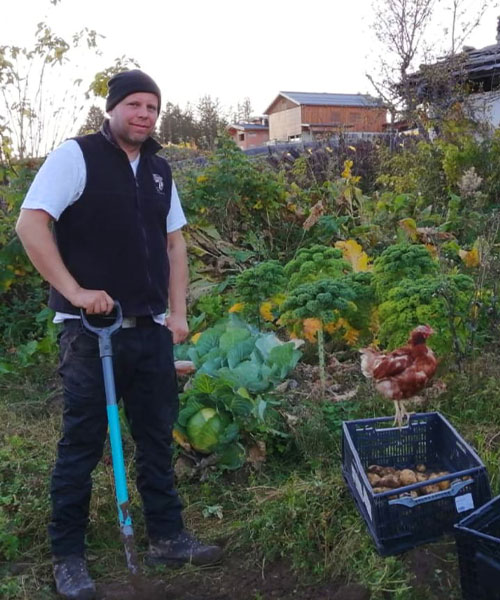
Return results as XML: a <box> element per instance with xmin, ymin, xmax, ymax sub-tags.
<box><xmin>52</xmin><ymin>554</ymin><xmax>96</xmax><ymax>600</ymax></box>
<box><xmin>147</xmin><ymin>530</ymin><xmax>222</xmax><ymax>566</ymax></box>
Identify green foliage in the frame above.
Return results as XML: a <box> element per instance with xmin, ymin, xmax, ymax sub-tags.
<box><xmin>378</xmin><ymin>274</ymin><xmax>475</xmax><ymax>354</ymax></box>
<box><xmin>338</xmin><ymin>271</ymin><xmax>376</xmax><ymax>339</ymax></box>
<box><xmin>284</xmin><ymin>244</ymin><xmax>351</xmax><ymax>290</ymax></box>
<box><xmin>376</xmin><ymin>140</ymin><xmax>448</xmax><ymax>210</ymax></box>
<box><xmin>179</xmin><ymin>136</ymin><xmax>295</xmax><ymax>258</ymax></box>
<box><xmin>235</xmin><ymin>260</ymin><xmax>286</xmax><ymax>305</ymax></box>
<box><xmin>176</xmin><ymin>315</ymin><xmax>301</xmax><ymax>467</ymax></box>
<box><xmin>87</xmin><ymin>56</ymin><xmax>140</xmax><ymax>98</ymax></box>
<box><xmin>373</xmin><ymin>243</ymin><xmax>438</xmax><ymax>299</ymax></box>
<box><xmin>281</xmin><ymin>279</ymin><xmax>356</xmax><ymax>324</ymax></box>
<box><xmin>234</xmin><ymin>260</ymin><xmax>286</xmax><ymax>323</ymax></box>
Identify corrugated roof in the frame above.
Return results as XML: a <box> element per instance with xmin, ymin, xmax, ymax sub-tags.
<box><xmin>228</xmin><ymin>122</ymin><xmax>269</xmax><ymax>131</ymax></box>
<box><xmin>280</xmin><ymin>91</ymin><xmax>384</xmax><ymax>107</ymax></box>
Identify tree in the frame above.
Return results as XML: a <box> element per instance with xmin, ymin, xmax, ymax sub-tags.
<box><xmin>87</xmin><ymin>55</ymin><xmax>140</xmax><ymax>100</ymax></box>
<box><xmin>229</xmin><ymin>97</ymin><xmax>254</xmax><ymax>124</ymax></box>
<box><xmin>196</xmin><ymin>95</ymin><xmax>226</xmax><ymax>150</ymax></box>
<box><xmin>0</xmin><ymin>21</ymin><xmax>101</xmax><ymax>159</ymax></box>
<box><xmin>77</xmin><ymin>105</ymin><xmax>105</xmax><ymax>136</ymax></box>
<box><xmin>157</xmin><ymin>102</ymin><xmax>197</xmax><ymax>145</ymax></box>
<box><xmin>367</xmin><ymin>0</ymin><xmax>494</xmax><ymax>133</ymax></box>
<box><xmin>367</xmin><ymin>0</ymin><xmax>437</xmax><ymax>124</ymax></box>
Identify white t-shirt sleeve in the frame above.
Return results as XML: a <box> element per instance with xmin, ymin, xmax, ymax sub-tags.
<box><xmin>21</xmin><ymin>140</ymin><xmax>86</xmax><ymax>220</ymax></box>
<box><xmin>167</xmin><ymin>180</ymin><xmax>187</xmax><ymax>233</ymax></box>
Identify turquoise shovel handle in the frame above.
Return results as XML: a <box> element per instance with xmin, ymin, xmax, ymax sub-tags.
<box><xmin>80</xmin><ymin>301</ymin><xmax>139</xmax><ymax>575</ymax></box>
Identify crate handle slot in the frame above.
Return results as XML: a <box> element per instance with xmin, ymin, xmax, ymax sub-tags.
<box><xmin>388</xmin><ymin>479</ymin><xmax>472</xmax><ymax>507</ymax></box>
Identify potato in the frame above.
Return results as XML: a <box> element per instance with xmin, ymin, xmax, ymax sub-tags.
<box><xmin>372</xmin><ymin>486</ymin><xmax>392</xmax><ymax>494</ymax></box>
<box><xmin>399</xmin><ymin>469</ymin><xmax>418</xmax><ymax>486</ymax></box>
<box><xmin>422</xmin><ymin>484</ymin><xmax>440</xmax><ymax>495</ymax></box>
<box><xmin>367</xmin><ymin>465</ymin><xmax>385</xmax><ymax>475</ymax></box>
<box><xmin>381</xmin><ymin>466</ymin><xmax>397</xmax><ymax>477</ymax></box>
<box><xmin>416</xmin><ymin>472</ymin><xmax>428</xmax><ymax>482</ymax></box>
<box><xmin>367</xmin><ymin>473</ymin><xmax>381</xmax><ymax>487</ymax></box>
<box><xmin>415</xmin><ymin>464</ymin><xmax>427</xmax><ymax>473</ymax></box>
<box><xmin>433</xmin><ymin>471</ymin><xmax>451</xmax><ymax>490</ymax></box>
<box><xmin>437</xmin><ymin>479</ymin><xmax>451</xmax><ymax>491</ymax></box>
<box><xmin>378</xmin><ymin>474</ymin><xmax>400</xmax><ymax>489</ymax></box>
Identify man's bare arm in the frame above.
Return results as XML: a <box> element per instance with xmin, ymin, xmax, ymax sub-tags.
<box><xmin>16</xmin><ymin>209</ymin><xmax>114</xmax><ymax>314</ymax></box>
<box><xmin>165</xmin><ymin>228</ymin><xmax>189</xmax><ymax>343</ymax></box>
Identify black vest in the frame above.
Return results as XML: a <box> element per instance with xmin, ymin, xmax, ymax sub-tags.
<box><xmin>49</xmin><ymin>124</ymin><xmax>173</xmax><ymax>316</ymax></box>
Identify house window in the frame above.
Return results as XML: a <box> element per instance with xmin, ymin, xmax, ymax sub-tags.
<box><xmin>349</xmin><ymin>112</ymin><xmax>362</xmax><ymax>122</ymax></box>
<box><xmin>238</xmin><ymin>133</ymin><xmax>245</xmax><ymax>141</ymax></box>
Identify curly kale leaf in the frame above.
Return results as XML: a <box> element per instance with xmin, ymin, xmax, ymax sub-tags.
<box><xmin>284</xmin><ymin>244</ymin><xmax>351</xmax><ymax>290</ymax></box>
<box><xmin>235</xmin><ymin>260</ymin><xmax>286</xmax><ymax>306</ymax></box>
<box><xmin>280</xmin><ymin>278</ymin><xmax>356</xmax><ymax>324</ymax></box>
<box><xmin>378</xmin><ymin>274</ymin><xmax>474</xmax><ymax>354</ymax></box>
<box><xmin>373</xmin><ymin>243</ymin><xmax>438</xmax><ymax>299</ymax></box>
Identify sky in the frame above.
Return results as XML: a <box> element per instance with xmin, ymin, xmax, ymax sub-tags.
<box><xmin>2</xmin><ymin>0</ymin><xmax>499</xmax><ymax>119</ymax></box>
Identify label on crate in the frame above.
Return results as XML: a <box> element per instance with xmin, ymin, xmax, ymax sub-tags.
<box><xmin>351</xmin><ymin>464</ymin><xmax>372</xmax><ymax>521</ymax></box>
<box><xmin>455</xmin><ymin>493</ymin><xmax>474</xmax><ymax>513</ymax></box>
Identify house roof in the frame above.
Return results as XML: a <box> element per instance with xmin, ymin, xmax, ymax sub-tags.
<box><xmin>227</xmin><ymin>122</ymin><xmax>269</xmax><ymax>132</ymax></box>
<box><xmin>407</xmin><ymin>22</ymin><xmax>500</xmax><ymax>94</ymax></box>
<box><xmin>460</xmin><ymin>43</ymin><xmax>500</xmax><ymax>79</ymax></box>
<box><xmin>264</xmin><ymin>92</ymin><xmax>384</xmax><ymax>114</ymax></box>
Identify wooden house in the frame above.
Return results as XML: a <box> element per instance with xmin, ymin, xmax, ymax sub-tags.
<box><xmin>263</xmin><ymin>91</ymin><xmax>387</xmax><ymax>142</ymax></box>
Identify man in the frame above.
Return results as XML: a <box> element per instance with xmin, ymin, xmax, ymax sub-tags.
<box><xmin>16</xmin><ymin>70</ymin><xmax>221</xmax><ymax>600</ymax></box>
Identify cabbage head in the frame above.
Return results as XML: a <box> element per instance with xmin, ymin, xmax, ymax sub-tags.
<box><xmin>186</xmin><ymin>407</ymin><xmax>228</xmax><ymax>454</ymax></box>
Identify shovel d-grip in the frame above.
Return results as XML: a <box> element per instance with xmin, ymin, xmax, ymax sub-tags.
<box><xmin>80</xmin><ymin>301</ymin><xmax>140</xmax><ymax>575</ymax></box>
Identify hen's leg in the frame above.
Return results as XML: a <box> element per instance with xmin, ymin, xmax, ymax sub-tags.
<box><xmin>400</xmin><ymin>400</ymin><xmax>412</xmax><ymax>424</ymax></box>
<box><xmin>393</xmin><ymin>400</ymin><xmax>402</xmax><ymax>427</ymax></box>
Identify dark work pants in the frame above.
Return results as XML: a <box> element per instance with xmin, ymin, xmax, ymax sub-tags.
<box><xmin>49</xmin><ymin>319</ymin><xmax>183</xmax><ymax>557</ymax></box>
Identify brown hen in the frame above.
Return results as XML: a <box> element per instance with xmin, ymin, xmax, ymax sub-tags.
<box><xmin>359</xmin><ymin>325</ymin><xmax>437</xmax><ymax>426</ymax></box>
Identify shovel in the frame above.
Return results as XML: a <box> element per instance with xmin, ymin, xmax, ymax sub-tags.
<box><xmin>80</xmin><ymin>301</ymin><xmax>140</xmax><ymax>575</ymax></box>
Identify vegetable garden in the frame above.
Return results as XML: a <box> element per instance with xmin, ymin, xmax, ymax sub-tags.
<box><xmin>2</xmin><ymin>125</ymin><xmax>500</xmax><ymax>599</ymax></box>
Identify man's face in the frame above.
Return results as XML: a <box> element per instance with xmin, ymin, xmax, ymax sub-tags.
<box><xmin>108</xmin><ymin>92</ymin><xmax>159</xmax><ymax>150</ymax></box>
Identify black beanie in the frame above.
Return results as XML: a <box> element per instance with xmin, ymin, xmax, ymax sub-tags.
<box><xmin>105</xmin><ymin>69</ymin><xmax>161</xmax><ymax>113</ymax></box>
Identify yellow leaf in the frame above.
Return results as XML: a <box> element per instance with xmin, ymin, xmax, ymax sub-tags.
<box><xmin>399</xmin><ymin>218</ymin><xmax>418</xmax><ymax>242</ymax></box>
<box><xmin>271</xmin><ymin>293</ymin><xmax>287</xmax><ymax>306</ymax></box>
<box><xmin>324</xmin><ymin>318</ymin><xmax>343</xmax><ymax>334</ymax></box>
<box><xmin>260</xmin><ymin>301</ymin><xmax>274</xmax><ymax>322</ymax></box>
<box><xmin>342</xmin><ymin>160</ymin><xmax>353</xmax><ymax>179</ymax></box>
<box><xmin>196</xmin><ymin>175</ymin><xmax>208</xmax><ymax>183</ymax></box>
<box><xmin>253</xmin><ymin>200</ymin><xmax>263</xmax><ymax>210</ymax></box>
<box><xmin>425</xmin><ymin>243</ymin><xmax>438</xmax><ymax>258</ymax></box>
<box><xmin>343</xmin><ymin>325</ymin><xmax>360</xmax><ymax>346</ymax></box>
<box><xmin>191</xmin><ymin>332</ymin><xmax>202</xmax><ymax>344</ymax></box>
<box><xmin>335</xmin><ymin>239</ymin><xmax>372</xmax><ymax>272</ymax></box>
<box><xmin>173</xmin><ymin>428</ymin><xmax>192</xmax><ymax>452</ymax></box>
<box><xmin>302</xmin><ymin>318</ymin><xmax>322</xmax><ymax>343</ymax></box>
<box><xmin>229</xmin><ymin>302</ymin><xmax>245</xmax><ymax>313</ymax></box>
<box><xmin>459</xmin><ymin>246</ymin><xmax>480</xmax><ymax>267</ymax></box>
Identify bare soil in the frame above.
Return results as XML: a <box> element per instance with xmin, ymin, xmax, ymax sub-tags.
<box><xmin>95</xmin><ymin>555</ymin><xmax>371</xmax><ymax>600</ymax></box>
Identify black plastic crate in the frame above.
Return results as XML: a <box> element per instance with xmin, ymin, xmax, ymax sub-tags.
<box><xmin>342</xmin><ymin>412</ymin><xmax>491</xmax><ymax>555</ymax></box>
<box><xmin>455</xmin><ymin>495</ymin><xmax>500</xmax><ymax>599</ymax></box>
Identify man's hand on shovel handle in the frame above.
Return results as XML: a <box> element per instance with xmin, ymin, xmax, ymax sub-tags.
<box><xmin>69</xmin><ymin>288</ymin><xmax>115</xmax><ymax>314</ymax></box>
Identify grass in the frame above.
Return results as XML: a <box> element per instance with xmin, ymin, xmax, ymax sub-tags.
<box><xmin>1</xmin><ymin>353</ymin><xmax>500</xmax><ymax>599</ymax></box>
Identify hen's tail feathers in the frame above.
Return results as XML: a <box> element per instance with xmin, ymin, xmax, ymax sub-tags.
<box><xmin>359</xmin><ymin>348</ymin><xmax>378</xmax><ymax>378</ymax></box>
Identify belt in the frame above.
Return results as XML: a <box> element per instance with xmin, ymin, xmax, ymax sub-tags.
<box><xmin>122</xmin><ymin>315</ymin><xmax>158</xmax><ymax>328</ymax></box>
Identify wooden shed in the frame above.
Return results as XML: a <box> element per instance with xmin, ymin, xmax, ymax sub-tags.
<box><xmin>263</xmin><ymin>91</ymin><xmax>387</xmax><ymax>142</ymax></box>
